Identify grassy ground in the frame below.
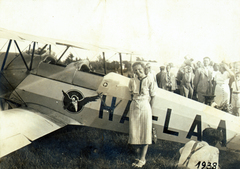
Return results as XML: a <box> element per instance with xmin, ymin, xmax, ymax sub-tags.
<box><xmin>0</xmin><ymin>126</ymin><xmax>239</xmax><ymax>169</ymax></box>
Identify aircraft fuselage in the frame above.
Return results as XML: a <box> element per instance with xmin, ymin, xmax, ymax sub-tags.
<box><xmin>2</xmin><ymin>53</ymin><xmax>240</xmax><ymax>151</ymax></box>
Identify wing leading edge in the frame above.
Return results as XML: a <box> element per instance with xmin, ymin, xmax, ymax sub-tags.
<box><xmin>0</xmin><ymin>27</ymin><xmax>133</xmax><ymax>54</ymax></box>
<box><xmin>0</xmin><ymin>108</ymin><xmax>81</xmax><ymax>158</ymax></box>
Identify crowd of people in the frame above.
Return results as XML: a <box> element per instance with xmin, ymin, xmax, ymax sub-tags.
<box><xmin>152</xmin><ymin>57</ymin><xmax>240</xmax><ymax>116</ymax></box>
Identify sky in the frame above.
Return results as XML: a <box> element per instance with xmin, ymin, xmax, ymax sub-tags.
<box><xmin>0</xmin><ymin>0</ymin><xmax>239</xmax><ymax>65</ymax></box>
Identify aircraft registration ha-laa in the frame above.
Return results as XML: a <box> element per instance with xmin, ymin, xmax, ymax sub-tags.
<box><xmin>0</xmin><ymin>27</ymin><xmax>240</xmax><ymax>158</ymax></box>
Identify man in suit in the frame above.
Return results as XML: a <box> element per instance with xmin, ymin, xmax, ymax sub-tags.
<box><xmin>180</xmin><ymin>66</ymin><xmax>195</xmax><ymax>99</ymax></box>
<box><xmin>156</xmin><ymin>66</ymin><xmax>167</xmax><ymax>89</ymax></box>
<box><xmin>194</xmin><ymin>57</ymin><xmax>213</xmax><ymax>103</ymax></box>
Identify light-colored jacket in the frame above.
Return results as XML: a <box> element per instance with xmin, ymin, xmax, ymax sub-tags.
<box><xmin>178</xmin><ymin>140</ymin><xmax>219</xmax><ymax>169</ymax></box>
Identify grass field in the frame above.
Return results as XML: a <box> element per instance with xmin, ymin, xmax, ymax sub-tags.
<box><xmin>0</xmin><ymin>126</ymin><xmax>240</xmax><ymax>169</ymax></box>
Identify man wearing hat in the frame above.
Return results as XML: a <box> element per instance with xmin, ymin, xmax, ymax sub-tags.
<box><xmin>156</xmin><ymin>66</ymin><xmax>167</xmax><ymax>89</ymax></box>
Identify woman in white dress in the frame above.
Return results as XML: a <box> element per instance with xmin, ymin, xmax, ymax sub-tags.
<box><xmin>128</xmin><ymin>62</ymin><xmax>156</xmax><ymax>168</ymax></box>
<box><xmin>213</xmin><ymin>63</ymin><xmax>234</xmax><ymax>106</ymax></box>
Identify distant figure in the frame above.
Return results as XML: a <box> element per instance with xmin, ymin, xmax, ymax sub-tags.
<box><xmin>229</xmin><ymin>62</ymin><xmax>240</xmax><ymax>103</ymax></box>
<box><xmin>127</xmin><ymin>70</ymin><xmax>134</xmax><ymax>78</ymax></box>
<box><xmin>128</xmin><ymin>62</ymin><xmax>156</xmax><ymax>168</ymax></box>
<box><xmin>156</xmin><ymin>66</ymin><xmax>167</xmax><ymax>89</ymax></box>
<box><xmin>168</xmin><ymin>63</ymin><xmax>178</xmax><ymax>93</ymax></box>
<box><xmin>180</xmin><ymin>66</ymin><xmax>195</xmax><ymax>99</ymax></box>
<box><xmin>145</xmin><ymin>63</ymin><xmax>156</xmax><ymax>82</ymax></box>
<box><xmin>177</xmin><ymin>58</ymin><xmax>194</xmax><ymax>94</ymax></box>
<box><xmin>192</xmin><ymin>61</ymin><xmax>203</xmax><ymax>75</ymax></box>
<box><xmin>183</xmin><ymin>56</ymin><xmax>194</xmax><ymax>68</ymax></box>
<box><xmin>233</xmin><ymin>62</ymin><xmax>240</xmax><ymax>74</ymax></box>
<box><xmin>196</xmin><ymin>61</ymin><xmax>203</xmax><ymax>69</ymax></box>
<box><xmin>169</xmin><ymin>62</ymin><xmax>178</xmax><ymax>78</ymax></box>
<box><xmin>212</xmin><ymin>63</ymin><xmax>219</xmax><ymax>78</ymax></box>
<box><xmin>177</xmin><ymin>128</ymin><xmax>223</xmax><ymax>169</ymax></box>
<box><xmin>231</xmin><ymin>71</ymin><xmax>240</xmax><ymax>116</ymax></box>
<box><xmin>213</xmin><ymin>63</ymin><xmax>234</xmax><ymax>106</ymax></box>
<box><xmin>194</xmin><ymin>57</ymin><xmax>213</xmax><ymax>103</ymax></box>
<box><xmin>176</xmin><ymin>66</ymin><xmax>185</xmax><ymax>95</ymax></box>
<box><xmin>166</xmin><ymin>65</ymin><xmax>177</xmax><ymax>92</ymax></box>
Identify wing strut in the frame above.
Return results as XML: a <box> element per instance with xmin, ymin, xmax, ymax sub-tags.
<box><xmin>57</xmin><ymin>46</ymin><xmax>69</xmax><ymax>63</ymax></box>
<box><xmin>119</xmin><ymin>53</ymin><xmax>123</xmax><ymax>75</ymax></box>
<box><xmin>1</xmin><ymin>40</ymin><xmax>12</xmax><ymax>71</ymax></box>
<box><xmin>39</xmin><ymin>44</ymin><xmax>48</xmax><ymax>55</ymax></box>
<box><xmin>29</xmin><ymin>42</ymin><xmax>36</xmax><ymax>70</ymax></box>
<box><xmin>49</xmin><ymin>45</ymin><xmax>51</xmax><ymax>56</ymax></box>
<box><xmin>103</xmin><ymin>52</ymin><xmax>106</xmax><ymax>74</ymax></box>
<box><xmin>14</xmin><ymin>40</ymin><xmax>29</xmax><ymax>71</ymax></box>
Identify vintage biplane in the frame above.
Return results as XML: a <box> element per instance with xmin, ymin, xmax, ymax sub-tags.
<box><xmin>0</xmin><ymin>27</ymin><xmax>240</xmax><ymax>158</ymax></box>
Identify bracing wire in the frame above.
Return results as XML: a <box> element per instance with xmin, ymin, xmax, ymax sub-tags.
<box><xmin>56</xmin><ymin>46</ymin><xmax>67</xmax><ymax>58</ymax></box>
<box><xmin>107</xmin><ymin>52</ymin><xmax>118</xmax><ymax>61</ymax></box>
<box><xmin>4</xmin><ymin>41</ymin><xmax>30</xmax><ymax>70</ymax></box>
<box><xmin>0</xmin><ymin>72</ymin><xmax>27</xmax><ymax>107</ymax></box>
<box><xmin>90</xmin><ymin>52</ymin><xmax>101</xmax><ymax>61</ymax></box>
<box><xmin>72</xmin><ymin>47</ymin><xmax>81</xmax><ymax>59</ymax></box>
<box><xmin>0</xmin><ymin>40</ymin><xmax>8</xmax><ymax>52</ymax></box>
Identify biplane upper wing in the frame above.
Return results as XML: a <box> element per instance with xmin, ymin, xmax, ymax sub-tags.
<box><xmin>0</xmin><ymin>27</ymin><xmax>132</xmax><ymax>54</ymax></box>
<box><xmin>0</xmin><ymin>108</ymin><xmax>81</xmax><ymax>158</ymax></box>
<box><xmin>0</xmin><ymin>27</ymin><xmax>56</xmax><ymax>44</ymax></box>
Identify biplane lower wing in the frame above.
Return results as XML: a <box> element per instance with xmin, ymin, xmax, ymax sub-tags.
<box><xmin>0</xmin><ymin>108</ymin><xmax>81</xmax><ymax>158</ymax></box>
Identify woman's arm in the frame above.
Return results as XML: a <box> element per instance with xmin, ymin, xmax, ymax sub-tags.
<box><xmin>223</xmin><ymin>63</ymin><xmax>234</xmax><ymax>77</ymax></box>
<box><xmin>150</xmin><ymin>95</ymin><xmax>155</xmax><ymax>107</ymax></box>
<box><xmin>149</xmin><ymin>77</ymin><xmax>156</xmax><ymax>107</ymax></box>
<box><xmin>212</xmin><ymin>79</ymin><xmax>217</xmax><ymax>95</ymax></box>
